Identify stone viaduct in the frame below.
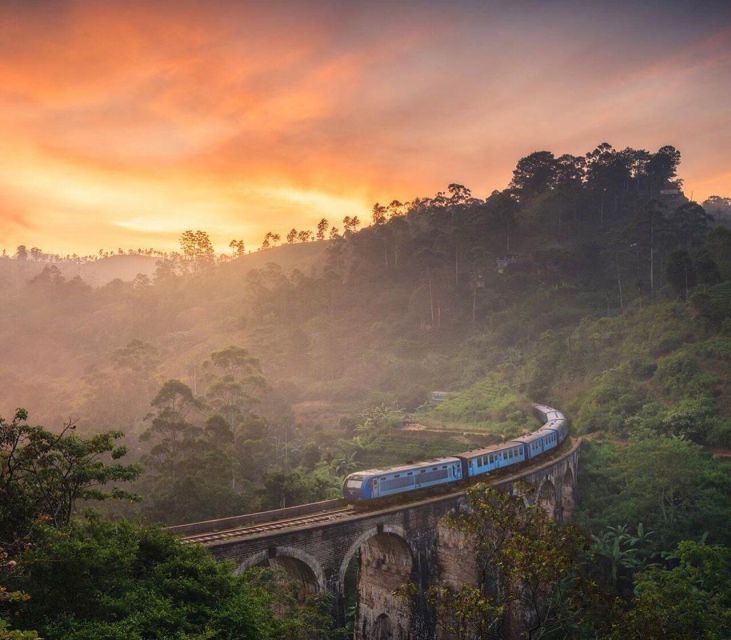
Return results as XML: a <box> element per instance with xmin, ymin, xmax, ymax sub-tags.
<box><xmin>172</xmin><ymin>438</ymin><xmax>581</xmax><ymax>639</ymax></box>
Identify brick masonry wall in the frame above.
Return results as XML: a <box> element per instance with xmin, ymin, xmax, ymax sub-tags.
<box><xmin>202</xmin><ymin>440</ymin><xmax>581</xmax><ymax>638</ymax></box>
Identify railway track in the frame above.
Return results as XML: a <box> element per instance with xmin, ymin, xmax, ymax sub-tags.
<box><xmin>181</xmin><ymin>506</ymin><xmax>356</xmax><ymax>545</ymax></box>
<box><xmin>178</xmin><ymin>436</ymin><xmax>580</xmax><ymax>547</ymax></box>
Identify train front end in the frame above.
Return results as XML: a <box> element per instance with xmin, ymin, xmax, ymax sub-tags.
<box><xmin>342</xmin><ymin>473</ymin><xmax>371</xmax><ymax>502</ymax></box>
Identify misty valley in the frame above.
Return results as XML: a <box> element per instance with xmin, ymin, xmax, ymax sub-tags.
<box><xmin>2</xmin><ymin>141</ymin><xmax>730</xmax><ymax>639</ymax></box>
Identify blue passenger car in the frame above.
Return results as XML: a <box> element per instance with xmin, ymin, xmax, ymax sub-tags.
<box><xmin>342</xmin><ymin>457</ymin><xmax>463</xmax><ymax>503</ymax></box>
<box><xmin>458</xmin><ymin>442</ymin><xmax>526</xmax><ymax>479</ymax></box>
<box><xmin>537</xmin><ymin>425</ymin><xmax>560</xmax><ymax>451</ymax></box>
<box><xmin>551</xmin><ymin>418</ymin><xmax>569</xmax><ymax>441</ymax></box>
<box><xmin>512</xmin><ymin>432</ymin><xmax>546</xmax><ymax>460</ymax></box>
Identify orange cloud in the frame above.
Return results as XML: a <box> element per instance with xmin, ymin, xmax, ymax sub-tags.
<box><xmin>0</xmin><ymin>1</ymin><xmax>730</xmax><ymax>255</ymax></box>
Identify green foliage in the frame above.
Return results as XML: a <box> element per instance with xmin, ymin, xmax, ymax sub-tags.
<box><xmin>3</xmin><ymin>518</ymin><xmax>334</xmax><ymax>640</ymax></box>
<box><xmin>616</xmin><ymin>541</ymin><xmax>731</xmax><ymax>640</ymax></box>
<box><xmin>0</xmin><ymin>409</ymin><xmax>140</xmax><ymax>551</ymax></box>
<box><xmin>0</xmin><ymin>582</ymin><xmax>38</xmax><ymax>640</ymax></box>
<box><xmin>136</xmin><ymin>362</ymin><xmax>345</xmax><ymax>521</ymax></box>
<box><xmin>577</xmin><ymin>366</ymin><xmax>648</xmax><ymax>435</ymax></box>
<box><xmin>421</xmin><ymin>374</ymin><xmax>530</xmax><ymax>436</ymax></box>
<box><xmin>590</xmin><ymin>523</ymin><xmax>655</xmax><ymax>592</ymax></box>
<box><xmin>441</xmin><ymin>485</ymin><xmax>617</xmax><ymax>639</ymax></box>
<box><xmin>577</xmin><ymin>436</ymin><xmax>731</xmax><ymax>551</ymax></box>
<box><xmin>1</xmin><ymin>142</ymin><xmax>731</xmax><ymax>638</ymax></box>
<box><xmin>426</xmin><ymin>583</ymin><xmax>504</xmax><ymax>640</ymax></box>
<box><xmin>654</xmin><ymin>350</ymin><xmax>717</xmax><ymax>396</ymax></box>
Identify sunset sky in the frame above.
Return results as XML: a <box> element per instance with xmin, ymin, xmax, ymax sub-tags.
<box><xmin>1</xmin><ymin>0</ymin><xmax>730</xmax><ymax>255</ymax></box>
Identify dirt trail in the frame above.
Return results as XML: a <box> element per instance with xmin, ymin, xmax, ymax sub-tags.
<box><xmin>401</xmin><ymin>422</ymin><xmax>498</xmax><ymax>438</ymax></box>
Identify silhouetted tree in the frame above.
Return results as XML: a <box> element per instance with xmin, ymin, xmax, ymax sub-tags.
<box><xmin>666</xmin><ymin>251</ymin><xmax>696</xmax><ymax>300</ymax></box>
<box><xmin>179</xmin><ymin>230</ymin><xmax>214</xmax><ymax>268</ymax></box>
<box><xmin>229</xmin><ymin>239</ymin><xmax>245</xmax><ymax>257</ymax></box>
<box><xmin>316</xmin><ymin>218</ymin><xmax>329</xmax><ymax>240</ymax></box>
<box><xmin>510</xmin><ymin>151</ymin><xmax>557</xmax><ymax>199</ymax></box>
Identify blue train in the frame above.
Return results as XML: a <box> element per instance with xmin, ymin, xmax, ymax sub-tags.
<box><xmin>342</xmin><ymin>404</ymin><xmax>568</xmax><ymax>503</ymax></box>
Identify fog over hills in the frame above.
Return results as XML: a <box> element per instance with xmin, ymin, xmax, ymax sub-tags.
<box><xmin>2</xmin><ymin>143</ymin><xmax>730</xmax><ymax>640</ymax></box>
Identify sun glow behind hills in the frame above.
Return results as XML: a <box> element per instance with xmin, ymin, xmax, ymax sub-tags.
<box><xmin>1</xmin><ymin>0</ymin><xmax>730</xmax><ymax>254</ymax></box>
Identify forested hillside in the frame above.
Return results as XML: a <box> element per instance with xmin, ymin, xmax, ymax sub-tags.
<box><xmin>1</xmin><ymin>143</ymin><xmax>730</xmax><ymax>516</ymax></box>
<box><xmin>2</xmin><ymin>144</ymin><xmax>729</xmax><ymax>426</ymax></box>
<box><xmin>2</xmin><ymin>142</ymin><xmax>731</xmax><ymax>638</ymax></box>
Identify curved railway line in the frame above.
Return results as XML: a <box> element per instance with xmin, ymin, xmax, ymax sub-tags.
<box><xmin>178</xmin><ymin>433</ymin><xmax>579</xmax><ymax>547</ymax></box>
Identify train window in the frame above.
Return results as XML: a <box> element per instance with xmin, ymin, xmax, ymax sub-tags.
<box><xmin>420</xmin><ymin>469</ymin><xmax>426</xmax><ymax>473</ymax></box>
<box><xmin>346</xmin><ymin>479</ymin><xmax>362</xmax><ymax>488</ymax></box>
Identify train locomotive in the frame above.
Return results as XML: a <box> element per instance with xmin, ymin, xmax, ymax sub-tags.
<box><xmin>342</xmin><ymin>404</ymin><xmax>567</xmax><ymax>503</ymax></box>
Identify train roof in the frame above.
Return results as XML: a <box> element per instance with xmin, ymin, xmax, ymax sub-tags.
<box><xmin>345</xmin><ymin>456</ymin><xmax>462</xmax><ymax>479</ymax></box>
<box><xmin>512</xmin><ymin>432</ymin><xmax>545</xmax><ymax>444</ymax></box>
<box><xmin>533</xmin><ymin>403</ymin><xmax>564</xmax><ymax>420</ymax></box>
<box><xmin>456</xmin><ymin>440</ymin><xmax>525</xmax><ymax>459</ymax></box>
<box><xmin>532</xmin><ymin>403</ymin><xmax>553</xmax><ymax>414</ymax></box>
<box><xmin>538</xmin><ymin>421</ymin><xmax>562</xmax><ymax>431</ymax></box>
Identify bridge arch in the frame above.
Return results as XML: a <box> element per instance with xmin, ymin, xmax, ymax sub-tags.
<box><xmin>235</xmin><ymin>545</ymin><xmax>326</xmax><ymax>596</ymax></box>
<box><xmin>561</xmin><ymin>466</ymin><xmax>575</xmax><ymax>521</ymax></box>
<box><xmin>339</xmin><ymin>525</ymin><xmax>415</xmax><ymax>640</ymax></box>
<box><xmin>536</xmin><ymin>478</ymin><xmax>557</xmax><ymax>519</ymax></box>
<box><xmin>372</xmin><ymin>613</ymin><xmax>394</xmax><ymax>640</ymax></box>
<box><xmin>338</xmin><ymin>524</ymin><xmax>415</xmax><ymax>593</ymax></box>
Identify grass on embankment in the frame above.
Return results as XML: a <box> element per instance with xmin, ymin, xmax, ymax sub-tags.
<box><xmin>414</xmin><ymin>374</ymin><xmax>535</xmax><ymax>440</ymax></box>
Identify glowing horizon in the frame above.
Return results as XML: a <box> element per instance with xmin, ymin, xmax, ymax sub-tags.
<box><xmin>1</xmin><ymin>0</ymin><xmax>731</xmax><ymax>255</ymax></box>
